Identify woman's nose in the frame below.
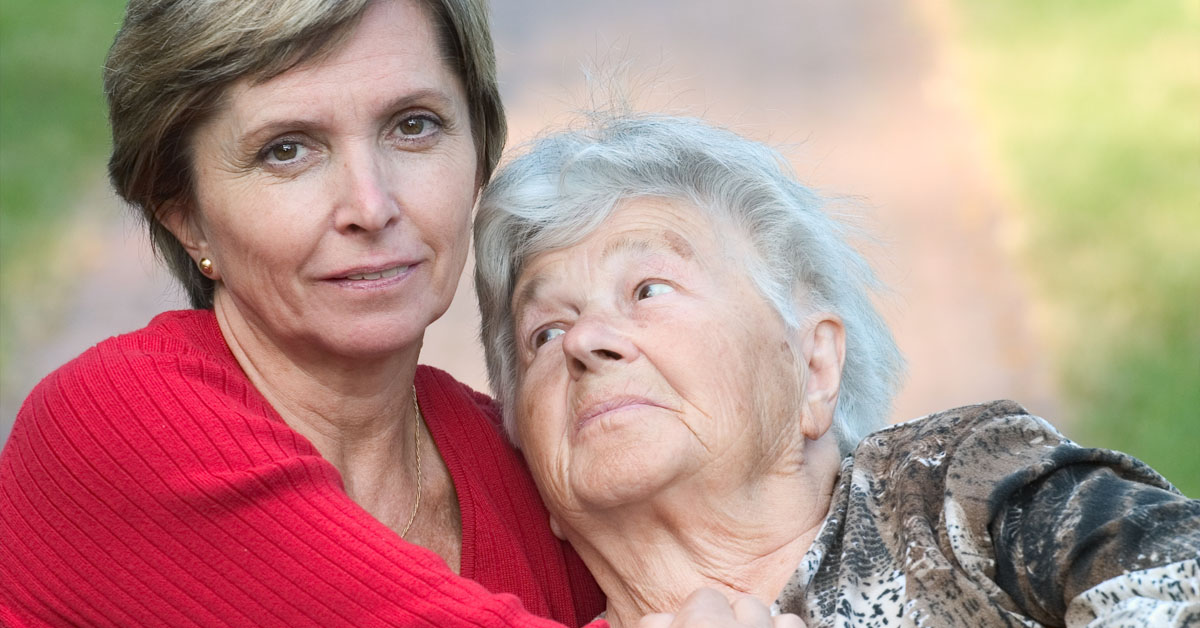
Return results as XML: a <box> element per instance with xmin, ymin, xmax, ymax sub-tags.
<box><xmin>334</xmin><ymin>150</ymin><xmax>401</xmax><ymax>233</ymax></box>
<box><xmin>561</xmin><ymin>314</ymin><xmax>639</xmax><ymax>379</ymax></box>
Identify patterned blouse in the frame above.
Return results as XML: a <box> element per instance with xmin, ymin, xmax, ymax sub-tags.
<box><xmin>776</xmin><ymin>400</ymin><xmax>1200</xmax><ymax>627</ymax></box>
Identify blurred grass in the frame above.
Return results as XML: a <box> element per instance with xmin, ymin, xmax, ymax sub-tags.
<box><xmin>0</xmin><ymin>0</ymin><xmax>127</xmax><ymax>382</ymax></box>
<box><xmin>0</xmin><ymin>0</ymin><xmax>125</xmax><ymax>246</ymax></box>
<box><xmin>954</xmin><ymin>0</ymin><xmax>1200</xmax><ymax>496</ymax></box>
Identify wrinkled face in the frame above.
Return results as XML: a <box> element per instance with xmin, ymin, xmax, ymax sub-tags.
<box><xmin>512</xmin><ymin>197</ymin><xmax>809</xmax><ymax>520</ymax></box>
<box><xmin>176</xmin><ymin>0</ymin><xmax>478</xmax><ymax>359</ymax></box>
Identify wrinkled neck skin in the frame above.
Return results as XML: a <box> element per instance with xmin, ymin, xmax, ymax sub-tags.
<box><xmin>568</xmin><ymin>431</ymin><xmax>843</xmax><ymax>628</ymax></box>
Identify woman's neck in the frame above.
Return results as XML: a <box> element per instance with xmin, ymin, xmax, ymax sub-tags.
<box><xmin>212</xmin><ymin>296</ymin><xmax>462</xmax><ymax>571</ymax></box>
<box><xmin>569</xmin><ymin>437</ymin><xmax>842</xmax><ymax>628</ymax></box>
<box><xmin>213</xmin><ymin>296</ymin><xmax>420</xmax><ymax>489</ymax></box>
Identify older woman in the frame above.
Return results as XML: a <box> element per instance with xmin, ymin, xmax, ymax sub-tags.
<box><xmin>0</xmin><ymin>1</ymin><xmax>615</xmax><ymax>625</ymax></box>
<box><xmin>474</xmin><ymin>114</ymin><xmax>1200</xmax><ymax>627</ymax></box>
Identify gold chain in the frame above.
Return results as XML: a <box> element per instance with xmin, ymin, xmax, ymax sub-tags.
<box><xmin>399</xmin><ymin>385</ymin><xmax>423</xmax><ymax>538</ymax></box>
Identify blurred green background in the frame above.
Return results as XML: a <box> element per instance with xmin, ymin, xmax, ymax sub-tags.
<box><xmin>0</xmin><ymin>3</ymin><xmax>122</xmax><ymax>258</ymax></box>
<box><xmin>1</xmin><ymin>0</ymin><xmax>1196</xmax><ymax>495</ymax></box>
<box><xmin>1</xmin><ymin>0</ymin><xmax>130</xmax><ymax>403</ymax></box>
<box><xmin>956</xmin><ymin>0</ymin><xmax>1199</xmax><ymax>494</ymax></box>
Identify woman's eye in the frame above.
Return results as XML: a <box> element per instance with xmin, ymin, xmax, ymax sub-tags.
<box><xmin>399</xmin><ymin>118</ymin><xmax>427</xmax><ymax>136</ymax></box>
<box><xmin>264</xmin><ymin>141</ymin><xmax>307</xmax><ymax>164</ymax></box>
<box><xmin>533</xmin><ymin>327</ymin><xmax>565</xmax><ymax>349</ymax></box>
<box><xmin>394</xmin><ymin>114</ymin><xmax>441</xmax><ymax>140</ymax></box>
<box><xmin>636</xmin><ymin>282</ymin><xmax>674</xmax><ymax>300</ymax></box>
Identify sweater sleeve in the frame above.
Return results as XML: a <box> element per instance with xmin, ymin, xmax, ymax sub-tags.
<box><xmin>0</xmin><ymin>341</ymin><xmax>599</xmax><ymax>627</ymax></box>
<box><xmin>984</xmin><ymin>416</ymin><xmax>1200</xmax><ymax>626</ymax></box>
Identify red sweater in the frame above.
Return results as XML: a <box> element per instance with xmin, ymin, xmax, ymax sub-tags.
<box><xmin>0</xmin><ymin>310</ymin><xmax>605</xmax><ymax>627</ymax></box>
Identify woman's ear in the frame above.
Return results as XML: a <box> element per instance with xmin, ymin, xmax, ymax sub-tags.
<box><xmin>158</xmin><ymin>199</ymin><xmax>216</xmax><ymax>276</ymax></box>
<box><xmin>799</xmin><ymin>315</ymin><xmax>845</xmax><ymax>441</ymax></box>
<box><xmin>159</xmin><ymin>199</ymin><xmax>203</xmax><ymax>255</ymax></box>
<box><xmin>548</xmin><ymin>514</ymin><xmax>565</xmax><ymax>540</ymax></box>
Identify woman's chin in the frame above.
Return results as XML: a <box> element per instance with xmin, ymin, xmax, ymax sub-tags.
<box><xmin>283</xmin><ymin>315</ymin><xmax>431</xmax><ymax>363</ymax></box>
<box><xmin>567</xmin><ymin>441</ymin><xmax>696</xmax><ymax>511</ymax></box>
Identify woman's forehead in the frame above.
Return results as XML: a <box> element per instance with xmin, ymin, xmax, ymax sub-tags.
<box><xmin>545</xmin><ymin>197</ymin><xmax>723</xmax><ymax>255</ymax></box>
<box><xmin>213</xmin><ymin>0</ymin><xmax>460</xmax><ymax>130</ymax></box>
<box><xmin>511</xmin><ymin>198</ymin><xmax>746</xmax><ymax>303</ymax></box>
<box><xmin>514</xmin><ymin>228</ymin><xmax>693</xmax><ymax>301</ymax></box>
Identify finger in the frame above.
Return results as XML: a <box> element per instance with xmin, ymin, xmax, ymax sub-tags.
<box><xmin>772</xmin><ymin>613</ymin><xmax>807</xmax><ymax>628</ymax></box>
<box><xmin>730</xmin><ymin>595</ymin><xmax>772</xmax><ymax>626</ymax></box>
<box><xmin>637</xmin><ymin>612</ymin><xmax>676</xmax><ymax>628</ymax></box>
<box><xmin>675</xmin><ymin>587</ymin><xmax>736</xmax><ymax>621</ymax></box>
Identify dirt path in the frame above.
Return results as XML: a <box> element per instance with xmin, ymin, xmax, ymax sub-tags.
<box><xmin>1</xmin><ymin>0</ymin><xmax>1057</xmax><ymax>442</ymax></box>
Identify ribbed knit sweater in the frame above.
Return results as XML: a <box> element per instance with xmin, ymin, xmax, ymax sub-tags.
<box><xmin>0</xmin><ymin>310</ymin><xmax>606</xmax><ymax>627</ymax></box>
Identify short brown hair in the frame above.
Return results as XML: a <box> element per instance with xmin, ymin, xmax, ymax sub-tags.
<box><xmin>105</xmin><ymin>0</ymin><xmax>506</xmax><ymax>308</ymax></box>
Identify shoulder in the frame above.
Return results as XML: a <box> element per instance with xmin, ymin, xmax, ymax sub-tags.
<box><xmin>19</xmin><ymin>309</ymin><xmax>225</xmax><ymax>405</ymax></box>
<box><xmin>836</xmin><ymin>401</ymin><xmax>1071</xmax><ymax>555</ymax></box>
<box><xmin>16</xmin><ymin>309</ymin><xmax>247</xmax><ymax>425</ymax></box>
<box><xmin>854</xmin><ymin>400</ymin><xmax>1182</xmax><ymax>507</ymax></box>
<box><xmin>861</xmin><ymin>399</ymin><xmax>1054</xmax><ymax>453</ymax></box>
<box><xmin>25</xmin><ymin>309</ymin><xmax>231</xmax><ymax>389</ymax></box>
<box><xmin>414</xmin><ymin>365</ymin><xmax>503</xmax><ymax>432</ymax></box>
<box><xmin>851</xmin><ymin>400</ymin><xmax>1070</xmax><ymax>485</ymax></box>
<box><xmin>838</xmin><ymin>402</ymin><xmax>1198</xmax><ymax>622</ymax></box>
<box><xmin>412</xmin><ymin>364</ymin><xmax>539</xmax><ymax>530</ymax></box>
<box><xmin>414</xmin><ymin>365</ymin><xmax>522</xmax><ymax>490</ymax></box>
<box><xmin>107</xmin><ymin>308</ymin><xmax>234</xmax><ymax>369</ymax></box>
<box><xmin>414</xmin><ymin>365</ymin><xmax>520</xmax><ymax>506</ymax></box>
<box><xmin>8</xmin><ymin>309</ymin><xmax>290</xmax><ymax>481</ymax></box>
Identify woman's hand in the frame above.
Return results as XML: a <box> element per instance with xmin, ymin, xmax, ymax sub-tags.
<box><xmin>637</xmin><ymin>588</ymin><xmax>806</xmax><ymax>628</ymax></box>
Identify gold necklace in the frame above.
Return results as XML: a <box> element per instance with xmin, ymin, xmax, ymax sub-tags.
<box><xmin>399</xmin><ymin>385</ymin><xmax>423</xmax><ymax>539</ymax></box>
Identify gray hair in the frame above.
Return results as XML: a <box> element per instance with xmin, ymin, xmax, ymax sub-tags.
<box><xmin>474</xmin><ymin>114</ymin><xmax>905</xmax><ymax>455</ymax></box>
<box><xmin>105</xmin><ymin>0</ymin><xmax>505</xmax><ymax>308</ymax></box>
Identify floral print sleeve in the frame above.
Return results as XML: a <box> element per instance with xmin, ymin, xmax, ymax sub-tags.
<box><xmin>778</xmin><ymin>400</ymin><xmax>1200</xmax><ymax>627</ymax></box>
<box><xmin>987</xmin><ymin>414</ymin><xmax>1200</xmax><ymax>626</ymax></box>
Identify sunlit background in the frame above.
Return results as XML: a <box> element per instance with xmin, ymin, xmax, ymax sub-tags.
<box><xmin>2</xmin><ymin>0</ymin><xmax>1197</xmax><ymax>495</ymax></box>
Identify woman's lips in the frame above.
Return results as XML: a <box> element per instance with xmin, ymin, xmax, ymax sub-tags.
<box><xmin>574</xmin><ymin>396</ymin><xmax>665</xmax><ymax>433</ymax></box>
<box><xmin>324</xmin><ymin>262</ymin><xmax>417</xmax><ymax>288</ymax></box>
<box><xmin>343</xmin><ymin>264</ymin><xmax>410</xmax><ymax>281</ymax></box>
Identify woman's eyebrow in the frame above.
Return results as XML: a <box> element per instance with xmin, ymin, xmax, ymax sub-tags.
<box><xmin>512</xmin><ymin>275</ymin><xmax>547</xmax><ymax>320</ymax></box>
<box><xmin>376</xmin><ymin>88</ymin><xmax>456</xmax><ymax>115</ymax></box>
<box><xmin>601</xmin><ymin>230</ymin><xmax>695</xmax><ymax>261</ymax></box>
<box><xmin>513</xmin><ymin>230</ymin><xmax>695</xmax><ymax>317</ymax></box>
<box><xmin>236</xmin><ymin>88</ymin><xmax>455</xmax><ymax>144</ymax></box>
